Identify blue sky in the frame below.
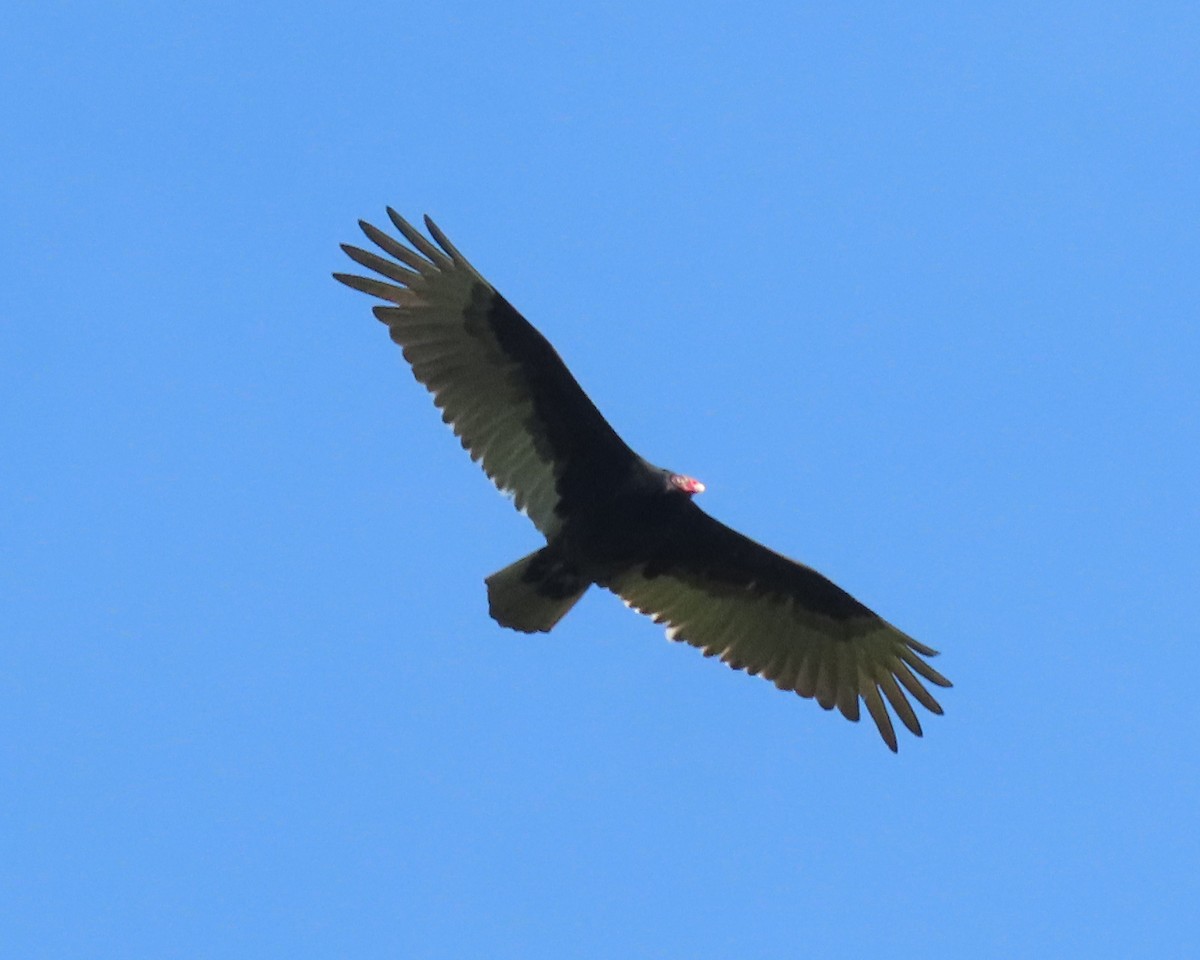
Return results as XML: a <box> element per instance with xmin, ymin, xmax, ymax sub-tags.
<box><xmin>3</xmin><ymin>2</ymin><xmax>1198</xmax><ymax>956</ymax></box>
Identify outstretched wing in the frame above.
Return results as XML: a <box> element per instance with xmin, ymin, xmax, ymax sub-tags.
<box><xmin>335</xmin><ymin>211</ymin><xmax>638</xmax><ymax>537</ymax></box>
<box><xmin>607</xmin><ymin>505</ymin><xmax>951</xmax><ymax>751</ymax></box>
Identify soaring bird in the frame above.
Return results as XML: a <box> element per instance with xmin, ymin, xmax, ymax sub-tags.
<box><xmin>334</xmin><ymin>211</ymin><xmax>951</xmax><ymax>750</ymax></box>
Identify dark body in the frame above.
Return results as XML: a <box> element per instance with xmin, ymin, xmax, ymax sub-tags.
<box><xmin>335</xmin><ymin>210</ymin><xmax>950</xmax><ymax>751</ymax></box>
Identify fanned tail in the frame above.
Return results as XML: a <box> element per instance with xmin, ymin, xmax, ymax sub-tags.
<box><xmin>485</xmin><ymin>548</ymin><xmax>589</xmax><ymax>633</ymax></box>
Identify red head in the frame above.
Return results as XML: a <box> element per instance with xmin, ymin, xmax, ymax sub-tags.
<box><xmin>669</xmin><ymin>474</ymin><xmax>706</xmax><ymax>496</ymax></box>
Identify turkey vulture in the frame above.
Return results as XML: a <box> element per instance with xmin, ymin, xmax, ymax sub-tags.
<box><xmin>334</xmin><ymin>210</ymin><xmax>951</xmax><ymax>751</ymax></box>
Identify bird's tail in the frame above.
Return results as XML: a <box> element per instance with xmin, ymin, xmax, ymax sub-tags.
<box><xmin>485</xmin><ymin>547</ymin><xmax>590</xmax><ymax>633</ymax></box>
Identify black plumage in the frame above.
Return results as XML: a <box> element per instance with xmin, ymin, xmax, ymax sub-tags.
<box><xmin>334</xmin><ymin>210</ymin><xmax>951</xmax><ymax>751</ymax></box>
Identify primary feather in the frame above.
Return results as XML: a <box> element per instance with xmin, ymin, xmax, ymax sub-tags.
<box><xmin>335</xmin><ymin>211</ymin><xmax>952</xmax><ymax>751</ymax></box>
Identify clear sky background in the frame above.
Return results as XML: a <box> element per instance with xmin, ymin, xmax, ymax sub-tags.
<box><xmin>4</xmin><ymin>2</ymin><xmax>1198</xmax><ymax>957</ymax></box>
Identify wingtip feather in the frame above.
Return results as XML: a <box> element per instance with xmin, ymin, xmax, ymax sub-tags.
<box><xmin>880</xmin><ymin>672</ymin><xmax>923</xmax><ymax>737</ymax></box>
<box><xmin>386</xmin><ymin>208</ymin><xmax>452</xmax><ymax>268</ymax></box>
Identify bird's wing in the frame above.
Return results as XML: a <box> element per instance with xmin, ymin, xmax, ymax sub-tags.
<box><xmin>335</xmin><ymin>211</ymin><xmax>638</xmax><ymax>537</ymax></box>
<box><xmin>606</xmin><ymin>505</ymin><xmax>951</xmax><ymax>751</ymax></box>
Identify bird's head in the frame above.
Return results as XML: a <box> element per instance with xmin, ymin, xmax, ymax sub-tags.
<box><xmin>668</xmin><ymin>473</ymin><xmax>706</xmax><ymax>496</ymax></box>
